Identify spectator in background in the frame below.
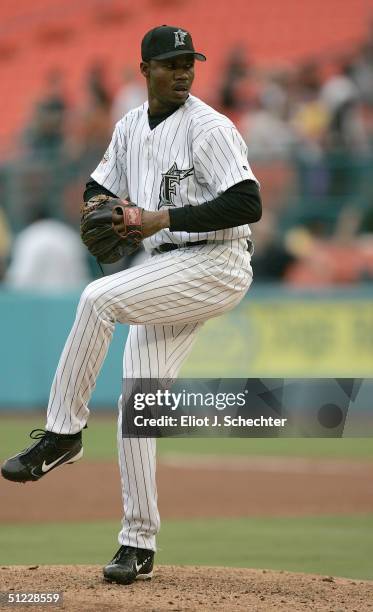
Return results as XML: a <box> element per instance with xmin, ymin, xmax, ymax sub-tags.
<box><xmin>68</xmin><ymin>62</ymin><xmax>113</xmax><ymax>168</ymax></box>
<box><xmin>284</xmin><ymin>63</ymin><xmax>330</xmax><ymax>206</ymax></box>
<box><xmin>361</xmin><ymin>199</ymin><xmax>373</xmax><ymax>234</ymax></box>
<box><xmin>261</xmin><ymin>69</ymin><xmax>292</xmax><ymax>119</ymax></box>
<box><xmin>6</xmin><ymin>208</ymin><xmax>90</xmax><ymax>291</ymax></box>
<box><xmin>0</xmin><ymin>207</ymin><xmax>11</xmax><ymax>281</ymax></box>
<box><xmin>87</xmin><ymin>62</ymin><xmax>112</xmax><ymax>110</ymax></box>
<box><xmin>23</xmin><ymin>69</ymin><xmax>67</xmax><ymax>159</ymax></box>
<box><xmin>353</xmin><ymin>17</ymin><xmax>373</xmax><ymax>106</ymax></box>
<box><xmin>240</xmin><ymin>87</ymin><xmax>296</xmax><ymax>160</ymax></box>
<box><xmin>12</xmin><ymin>70</ymin><xmax>69</xmax><ymax>233</ymax></box>
<box><xmin>111</xmin><ymin>67</ymin><xmax>147</xmax><ymax>123</ymax></box>
<box><xmin>284</xmin><ymin>206</ymin><xmax>373</xmax><ymax>286</ymax></box>
<box><xmin>321</xmin><ymin>61</ymin><xmax>370</xmax><ymax>207</ymax></box>
<box><xmin>321</xmin><ymin>61</ymin><xmax>367</xmax><ymax>153</ymax></box>
<box><xmin>250</xmin><ymin>210</ymin><xmax>295</xmax><ymax>281</ymax></box>
<box><xmin>291</xmin><ymin>62</ymin><xmax>329</xmax><ymax>155</ymax></box>
<box><xmin>219</xmin><ymin>46</ymin><xmax>252</xmax><ymax>116</ymax></box>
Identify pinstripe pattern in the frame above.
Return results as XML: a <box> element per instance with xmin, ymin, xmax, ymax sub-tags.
<box><xmin>117</xmin><ymin>320</ymin><xmax>201</xmax><ymax>550</ymax></box>
<box><xmin>91</xmin><ymin>95</ymin><xmax>258</xmax><ymax>252</ymax></box>
<box><xmin>46</xmin><ymin>241</ymin><xmax>252</xmax><ymax>550</ymax></box>
<box><xmin>47</xmin><ymin>242</ymin><xmax>251</xmax><ymax>430</ymax></box>
<box><xmin>46</xmin><ymin>93</ymin><xmax>258</xmax><ymax>552</ymax></box>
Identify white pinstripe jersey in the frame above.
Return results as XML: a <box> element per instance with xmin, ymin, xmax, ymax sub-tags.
<box><xmin>91</xmin><ymin>94</ymin><xmax>258</xmax><ymax>252</ymax></box>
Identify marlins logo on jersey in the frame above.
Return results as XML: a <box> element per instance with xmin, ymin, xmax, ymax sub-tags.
<box><xmin>159</xmin><ymin>163</ymin><xmax>194</xmax><ymax>208</ymax></box>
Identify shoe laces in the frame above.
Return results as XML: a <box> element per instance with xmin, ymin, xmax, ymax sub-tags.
<box><xmin>29</xmin><ymin>429</ymin><xmax>54</xmax><ymax>449</ymax></box>
<box><xmin>19</xmin><ymin>429</ymin><xmax>54</xmax><ymax>458</ymax></box>
<box><xmin>30</xmin><ymin>429</ymin><xmax>49</xmax><ymax>440</ymax></box>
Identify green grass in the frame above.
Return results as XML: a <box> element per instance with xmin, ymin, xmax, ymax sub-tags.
<box><xmin>1</xmin><ymin>415</ymin><xmax>373</xmax><ymax>461</ymax></box>
<box><xmin>0</xmin><ymin>515</ymin><xmax>372</xmax><ymax>580</ymax></box>
<box><xmin>158</xmin><ymin>437</ymin><xmax>373</xmax><ymax>460</ymax></box>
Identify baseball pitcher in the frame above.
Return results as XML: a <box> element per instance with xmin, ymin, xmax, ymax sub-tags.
<box><xmin>2</xmin><ymin>25</ymin><xmax>262</xmax><ymax>585</ymax></box>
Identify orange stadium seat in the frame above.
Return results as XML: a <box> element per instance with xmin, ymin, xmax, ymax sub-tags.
<box><xmin>1</xmin><ymin>0</ymin><xmax>373</xmax><ymax>156</ymax></box>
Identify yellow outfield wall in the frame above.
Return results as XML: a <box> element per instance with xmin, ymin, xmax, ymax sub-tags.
<box><xmin>181</xmin><ymin>299</ymin><xmax>373</xmax><ymax>378</ymax></box>
<box><xmin>0</xmin><ymin>288</ymin><xmax>372</xmax><ymax>407</ymax></box>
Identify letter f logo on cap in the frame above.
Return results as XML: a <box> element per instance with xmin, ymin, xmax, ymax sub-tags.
<box><xmin>174</xmin><ymin>29</ymin><xmax>187</xmax><ymax>48</ymax></box>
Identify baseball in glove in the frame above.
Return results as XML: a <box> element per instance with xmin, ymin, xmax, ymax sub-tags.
<box><xmin>80</xmin><ymin>195</ymin><xmax>143</xmax><ymax>264</ymax></box>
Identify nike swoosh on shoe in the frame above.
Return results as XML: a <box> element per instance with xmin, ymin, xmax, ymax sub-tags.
<box><xmin>135</xmin><ymin>557</ymin><xmax>151</xmax><ymax>573</ymax></box>
<box><xmin>41</xmin><ymin>452</ymin><xmax>70</xmax><ymax>473</ymax></box>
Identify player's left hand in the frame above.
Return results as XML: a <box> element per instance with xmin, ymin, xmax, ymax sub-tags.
<box><xmin>113</xmin><ymin>208</ymin><xmax>170</xmax><ymax>239</ymax></box>
<box><xmin>81</xmin><ymin>195</ymin><xmax>144</xmax><ymax>263</ymax></box>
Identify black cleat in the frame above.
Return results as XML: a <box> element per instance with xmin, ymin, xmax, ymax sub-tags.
<box><xmin>103</xmin><ymin>545</ymin><xmax>154</xmax><ymax>585</ymax></box>
<box><xmin>1</xmin><ymin>429</ymin><xmax>83</xmax><ymax>483</ymax></box>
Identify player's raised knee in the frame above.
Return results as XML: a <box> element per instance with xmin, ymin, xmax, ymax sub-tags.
<box><xmin>78</xmin><ymin>278</ymin><xmax>106</xmax><ymax>311</ymax></box>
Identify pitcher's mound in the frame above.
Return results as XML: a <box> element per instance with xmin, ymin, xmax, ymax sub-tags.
<box><xmin>0</xmin><ymin>565</ymin><xmax>372</xmax><ymax>611</ymax></box>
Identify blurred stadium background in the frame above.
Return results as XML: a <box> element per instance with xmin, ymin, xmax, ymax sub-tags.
<box><xmin>0</xmin><ymin>0</ymin><xmax>373</xmax><ymax>580</ymax></box>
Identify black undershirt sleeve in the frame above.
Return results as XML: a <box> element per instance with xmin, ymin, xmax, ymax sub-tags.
<box><xmin>84</xmin><ymin>178</ymin><xmax>262</xmax><ymax>232</ymax></box>
<box><xmin>169</xmin><ymin>179</ymin><xmax>262</xmax><ymax>232</ymax></box>
<box><xmin>84</xmin><ymin>179</ymin><xmax>118</xmax><ymax>202</ymax></box>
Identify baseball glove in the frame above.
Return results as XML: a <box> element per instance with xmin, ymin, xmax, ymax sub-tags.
<box><xmin>80</xmin><ymin>195</ymin><xmax>143</xmax><ymax>264</ymax></box>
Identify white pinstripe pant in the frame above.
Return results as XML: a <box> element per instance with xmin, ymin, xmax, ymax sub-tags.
<box><xmin>46</xmin><ymin>242</ymin><xmax>252</xmax><ymax>551</ymax></box>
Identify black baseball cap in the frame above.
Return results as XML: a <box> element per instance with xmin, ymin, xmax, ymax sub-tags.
<box><xmin>141</xmin><ymin>25</ymin><xmax>206</xmax><ymax>62</ymax></box>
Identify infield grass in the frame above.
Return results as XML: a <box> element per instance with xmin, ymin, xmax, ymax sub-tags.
<box><xmin>1</xmin><ymin>415</ymin><xmax>373</xmax><ymax>461</ymax></box>
<box><xmin>0</xmin><ymin>515</ymin><xmax>372</xmax><ymax>580</ymax></box>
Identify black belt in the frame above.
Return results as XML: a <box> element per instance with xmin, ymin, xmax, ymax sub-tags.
<box><xmin>154</xmin><ymin>239</ymin><xmax>253</xmax><ymax>254</ymax></box>
<box><xmin>154</xmin><ymin>240</ymin><xmax>208</xmax><ymax>253</ymax></box>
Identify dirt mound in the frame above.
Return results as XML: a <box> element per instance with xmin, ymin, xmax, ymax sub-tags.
<box><xmin>0</xmin><ymin>565</ymin><xmax>372</xmax><ymax>612</ymax></box>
